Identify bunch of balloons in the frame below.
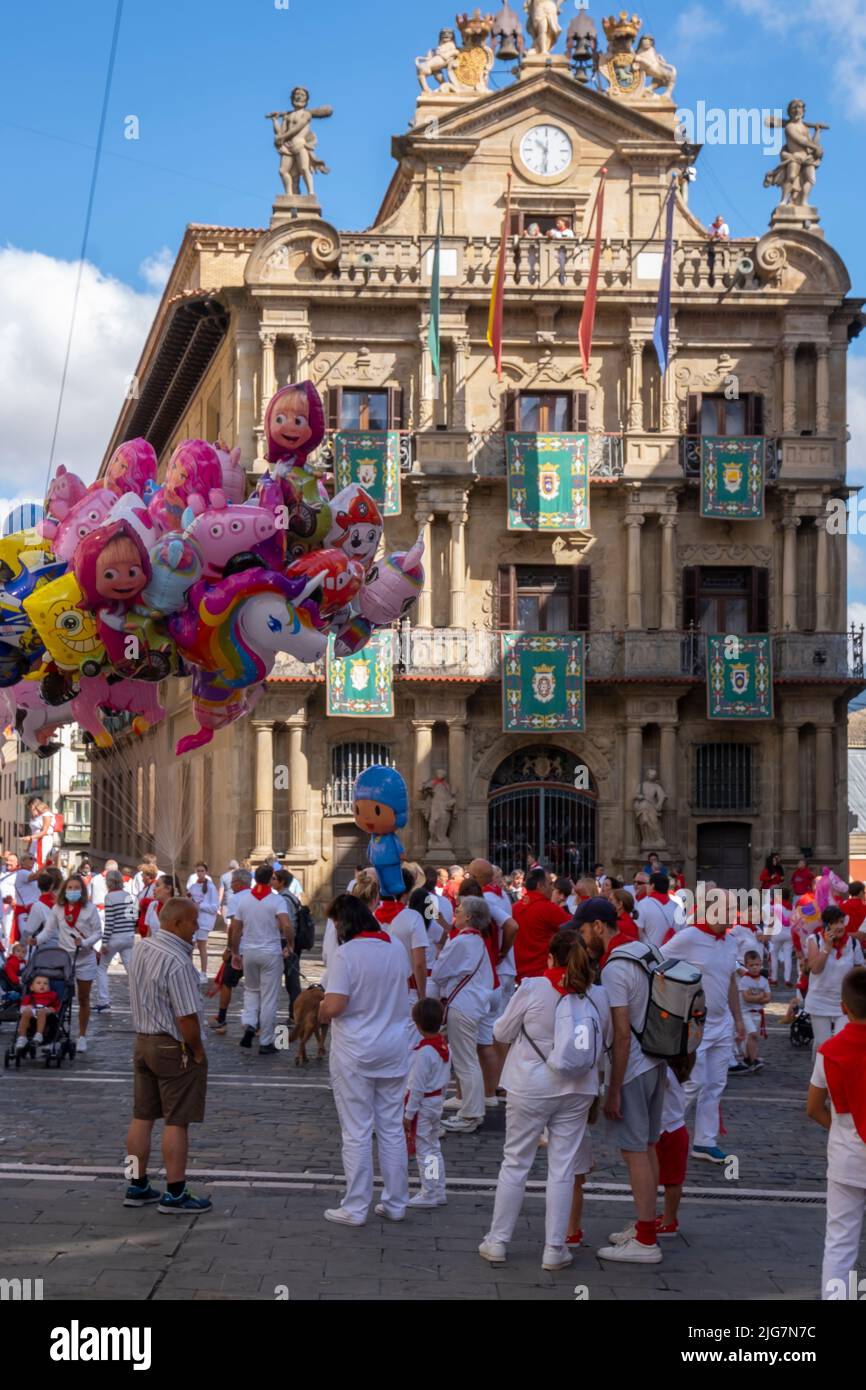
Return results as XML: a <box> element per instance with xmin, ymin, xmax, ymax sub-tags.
<box><xmin>0</xmin><ymin>382</ymin><xmax>425</xmax><ymax>756</ymax></box>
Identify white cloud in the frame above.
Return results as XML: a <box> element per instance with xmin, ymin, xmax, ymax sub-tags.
<box><xmin>849</xmin><ymin>601</ymin><xmax>866</xmax><ymax>630</ymax></box>
<box><xmin>732</xmin><ymin>0</ymin><xmax>866</xmax><ymax>117</ymax></box>
<box><xmin>138</xmin><ymin>247</ymin><xmax>174</xmax><ymax>292</ymax></box>
<box><xmin>673</xmin><ymin>4</ymin><xmax>724</xmax><ymax>52</ymax></box>
<box><xmin>848</xmin><ymin>354</ymin><xmax>866</xmax><ymax>483</ymax></box>
<box><xmin>0</xmin><ymin>247</ymin><xmax>158</xmax><ymax>493</ymax></box>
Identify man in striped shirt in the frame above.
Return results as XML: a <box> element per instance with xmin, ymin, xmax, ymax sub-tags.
<box><xmin>124</xmin><ymin>897</ymin><xmax>212</xmax><ymax>1214</ymax></box>
<box><xmin>94</xmin><ymin>868</ymin><xmax>137</xmax><ymax>1011</ymax></box>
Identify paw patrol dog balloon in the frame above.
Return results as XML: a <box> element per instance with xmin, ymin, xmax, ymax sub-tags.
<box><xmin>324</xmin><ymin>484</ymin><xmax>383</xmax><ymax>572</ymax></box>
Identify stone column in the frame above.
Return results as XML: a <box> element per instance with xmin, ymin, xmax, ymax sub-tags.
<box><xmin>781</xmin><ymin>517</ymin><xmax>800</xmax><ymax>630</ymax></box>
<box><xmin>815</xmin><ymin>724</ymin><xmax>835</xmax><ymax>856</ymax></box>
<box><xmin>660</xmin><ymin>513</ymin><xmax>678</xmax><ymax>630</ymax></box>
<box><xmin>781</xmin><ymin>723</ymin><xmax>800</xmax><ymax>857</ymax></box>
<box><xmin>452</xmin><ymin>333</ymin><xmax>469</xmax><ymax>429</ymax></box>
<box><xmin>252</xmin><ymin>720</ymin><xmax>275</xmax><ymax>860</ymax></box>
<box><xmin>234</xmin><ymin>328</ymin><xmax>261</xmax><ymax>468</ymax></box>
<box><xmin>449</xmin><ymin>505</ymin><xmax>468</xmax><ymax>628</ymax></box>
<box><xmin>292</xmin><ymin>329</ymin><xmax>314</xmax><ymax>381</ymax></box>
<box><xmin>661</xmin><ymin>342</ymin><xmax>679</xmax><ymax>433</ymax></box>
<box><xmin>625</xmin><ymin>515</ymin><xmax>644</xmax><ymax>630</ymax></box>
<box><xmin>660</xmin><ymin>724</ymin><xmax>677</xmax><ymax>816</ymax></box>
<box><xmin>286</xmin><ymin>719</ymin><xmax>309</xmax><ymax>858</ymax></box>
<box><xmin>414</xmin><ymin>509</ymin><xmax>434</xmax><ymax>626</ymax></box>
<box><xmin>781</xmin><ymin>340</ymin><xmax>797</xmax><ymax>433</ymax></box>
<box><xmin>816</xmin><ymin>344</ymin><xmax>830</xmax><ymax>435</ymax></box>
<box><xmin>412</xmin><ymin>718</ymin><xmax>435</xmax><ymax>852</ymax></box>
<box><xmin>627</xmin><ymin>338</ymin><xmax>644</xmax><ymax>432</ymax></box>
<box><xmin>624</xmin><ymin>723</ymin><xmax>643</xmax><ymax>856</ymax></box>
<box><xmin>447</xmin><ymin>717</ymin><xmax>468</xmax><ymax>853</ymax></box>
<box><xmin>815</xmin><ymin>513</ymin><xmax>831</xmax><ymax>631</ymax></box>
<box><xmin>260</xmin><ymin>331</ymin><xmax>277</xmax><ymax>415</ymax></box>
<box><xmin>418</xmin><ymin>327</ymin><xmax>435</xmax><ymax>430</ymax></box>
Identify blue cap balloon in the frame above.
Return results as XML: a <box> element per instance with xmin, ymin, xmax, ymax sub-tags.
<box><xmin>353</xmin><ymin>764</ymin><xmax>408</xmax><ymax>829</ymax></box>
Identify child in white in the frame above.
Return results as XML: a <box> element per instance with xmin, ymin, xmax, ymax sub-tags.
<box><xmin>188</xmin><ymin>864</ymin><xmax>220</xmax><ymax>978</ymax></box>
<box><xmin>404</xmin><ymin>998</ymin><xmax>450</xmax><ymax>1208</ymax></box>
<box><xmin>738</xmin><ymin>950</ymin><xmax>771</xmax><ymax>1066</ymax></box>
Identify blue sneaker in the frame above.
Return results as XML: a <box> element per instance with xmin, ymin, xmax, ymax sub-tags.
<box><xmin>691</xmin><ymin>1144</ymin><xmax>727</xmax><ymax>1164</ymax></box>
<box><xmin>123</xmin><ymin>1183</ymin><xmax>162</xmax><ymax>1207</ymax></box>
<box><xmin>157</xmin><ymin>1189</ymin><xmax>213</xmax><ymax>1214</ymax></box>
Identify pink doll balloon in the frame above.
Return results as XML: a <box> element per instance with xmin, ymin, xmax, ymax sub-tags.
<box><xmin>73</xmin><ymin>497</ymin><xmax>159</xmax><ymax>666</ymax></box>
<box><xmin>324</xmin><ymin>484</ymin><xmax>383</xmax><ymax>572</ymax></box>
<box><xmin>148</xmin><ymin>439</ymin><xmax>225</xmax><ymax>532</ymax></box>
<box><xmin>103</xmin><ymin>438</ymin><xmax>158</xmax><ymax>499</ymax></box>
<box><xmin>39</xmin><ymin>466</ymin><xmax>88</xmax><ymax>539</ymax></box>
<box><xmin>52</xmin><ymin>489</ymin><xmax>116</xmax><ymax>564</ymax></box>
<box><xmin>212</xmin><ymin>441</ymin><xmax>246</xmax><ymax>504</ymax></box>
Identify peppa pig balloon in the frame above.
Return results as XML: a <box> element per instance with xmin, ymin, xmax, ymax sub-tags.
<box><xmin>183</xmin><ymin>495</ymin><xmax>277</xmax><ymax>582</ymax></box>
<box><xmin>39</xmin><ymin>466</ymin><xmax>88</xmax><ymax>539</ymax></box>
<box><xmin>52</xmin><ymin>489</ymin><xmax>116</xmax><ymax>564</ymax></box>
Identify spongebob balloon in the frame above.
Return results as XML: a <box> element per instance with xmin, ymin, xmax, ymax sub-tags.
<box><xmin>23</xmin><ymin>573</ymin><xmax>106</xmax><ymax>675</ymax></box>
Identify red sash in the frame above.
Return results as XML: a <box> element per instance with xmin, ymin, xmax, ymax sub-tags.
<box><xmin>250</xmin><ymin>883</ymin><xmax>271</xmax><ymax>901</ymax></box>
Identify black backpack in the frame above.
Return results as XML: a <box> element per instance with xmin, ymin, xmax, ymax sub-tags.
<box><xmin>285</xmin><ymin>893</ymin><xmax>315</xmax><ymax>952</ymax></box>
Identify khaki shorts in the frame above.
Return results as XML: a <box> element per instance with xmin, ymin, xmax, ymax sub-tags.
<box><xmin>133</xmin><ymin>1034</ymin><xmax>207</xmax><ymax>1126</ymax></box>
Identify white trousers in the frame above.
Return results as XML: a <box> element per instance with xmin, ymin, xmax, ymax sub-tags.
<box><xmin>446</xmin><ymin>1006</ymin><xmax>484</xmax><ymax>1121</ymax></box>
<box><xmin>95</xmin><ymin>934</ymin><xmax>136</xmax><ymax>1007</ymax></box>
<box><xmin>769</xmin><ymin>936</ymin><xmax>794</xmax><ymax>984</ymax></box>
<box><xmin>414</xmin><ymin>1098</ymin><xmax>446</xmax><ymax>1200</ymax></box>
<box><xmin>822</xmin><ymin>1177</ymin><xmax>866</xmax><ymax>1299</ymax></box>
<box><xmin>487</xmin><ymin>1091</ymin><xmax>594</xmax><ymax>1250</ymax></box>
<box><xmin>811</xmin><ymin>1013</ymin><xmax>847</xmax><ymax>1058</ymax></box>
<box><xmin>240</xmin><ymin>946</ymin><xmax>283</xmax><ymax>1046</ymax></box>
<box><xmin>330</xmin><ymin>1053</ymin><xmax>409</xmax><ymax>1221</ymax></box>
<box><xmin>684</xmin><ymin>1031</ymin><xmax>731</xmax><ymax>1147</ymax></box>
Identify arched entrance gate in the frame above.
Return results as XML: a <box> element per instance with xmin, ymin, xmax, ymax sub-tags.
<box><xmin>487</xmin><ymin>745</ymin><xmax>597</xmax><ymax>878</ymax></box>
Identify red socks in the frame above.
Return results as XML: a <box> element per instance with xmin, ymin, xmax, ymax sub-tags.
<box><xmin>635</xmin><ymin>1219</ymin><xmax>658</xmax><ymax>1247</ymax></box>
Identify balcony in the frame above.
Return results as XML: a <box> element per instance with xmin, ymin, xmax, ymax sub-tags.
<box><xmin>473</xmin><ymin>431</ymin><xmax>624</xmax><ymax>479</ymax></box>
<box><xmin>775</xmin><ymin>629</ymin><xmax>864</xmax><ymax>680</ymax></box>
<box><xmin>318</xmin><ymin>430</ymin><xmax>413</xmax><ymax>474</ymax></box>
<box><xmin>681</xmin><ymin>436</ymin><xmax>781</xmax><ymax>480</ymax></box>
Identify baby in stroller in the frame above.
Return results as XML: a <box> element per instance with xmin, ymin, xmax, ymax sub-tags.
<box><xmin>14</xmin><ymin>974</ymin><xmax>60</xmax><ymax>1051</ymax></box>
<box><xmin>1</xmin><ymin>943</ymin><xmax>26</xmax><ymax>1001</ymax></box>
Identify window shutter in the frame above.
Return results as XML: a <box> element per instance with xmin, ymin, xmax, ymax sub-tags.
<box><xmin>387</xmin><ymin>385</ymin><xmax>404</xmax><ymax>430</ymax></box>
<box><xmin>503</xmin><ymin>390</ymin><xmax>517</xmax><ymax>433</ymax></box>
<box><xmin>327</xmin><ymin>387</ymin><xmax>340</xmax><ymax>432</ymax></box>
<box><xmin>572</xmin><ymin>565</ymin><xmax>591</xmax><ymax>631</ymax></box>
<box><xmin>682</xmin><ymin>565</ymin><xmax>699</xmax><ymax>629</ymax></box>
<box><xmin>686</xmin><ymin>393</ymin><xmax>701</xmax><ymax>437</ymax></box>
<box><xmin>573</xmin><ymin>390</ymin><xmax>589</xmax><ymax>433</ymax></box>
<box><xmin>498</xmin><ymin>565</ymin><xmax>516</xmax><ymax>629</ymax></box>
<box><xmin>746</xmin><ymin>393</ymin><xmax>765</xmax><ymax>436</ymax></box>
<box><xmin>749</xmin><ymin>567</ymin><xmax>770</xmax><ymax>632</ymax></box>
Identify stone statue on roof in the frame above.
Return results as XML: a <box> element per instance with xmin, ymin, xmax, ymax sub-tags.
<box><xmin>524</xmin><ymin>0</ymin><xmax>565</xmax><ymax>55</ymax></box>
<box><xmin>266</xmin><ymin>87</ymin><xmax>332</xmax><ymax>198</ymax></box>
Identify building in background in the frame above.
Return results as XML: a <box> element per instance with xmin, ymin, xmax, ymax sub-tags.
<box><xmin>90</xmin><ymin>10</ymin><xmax>863</xmax><ymax>907</ymax></box>
<box><xmin>16</xmin><ymin>726</ymin><xmax>91</xmax><ymax>871</ymax></box>
<box><xmin>0</xmin><ymin>735</ymin><xmax>19</xmax><ymax>858</ymax></box>
<box><xmin>848</xmin><ymin>709</ymin><xmax>866</xmax><ymax>878</ymax></box>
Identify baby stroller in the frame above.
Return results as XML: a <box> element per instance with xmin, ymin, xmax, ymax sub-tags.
<box><xmin>3</xmin><ymin>945</ymin><xmax>76</xmax><ymax>1069</ymax></box>
<box><xmin>790</xmin><ymin>1001</ymin><xmax>813</xmax><ymax>1049</ymax></box>
<box><xmin>0</xmin><ymin>957</ymin><xmax>23</xmax><ymax>1026</ymax></box>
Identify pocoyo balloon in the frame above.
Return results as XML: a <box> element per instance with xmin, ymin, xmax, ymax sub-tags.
<box><xmin>353</xmin><ymin>764</ymin><xmax>408</xmax><ymax>899</ymax></box>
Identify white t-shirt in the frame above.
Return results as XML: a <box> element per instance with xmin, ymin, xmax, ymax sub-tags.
<box><xmin>89</xmin><ymin>873</ymin><xmax>108</xmax><ymax>909</ymax></box>
<box><xmin>14</xmin><ymin>870</ymin><xmax>39</xmax><ymax>907</ymax></box>
<box><xmin>144</xmin><ymin>901</ymin><xmax>161</xmax><ymax>937</ymax></box>
<box><xmin>327</xmin><ymin>937</ymin><xmax>411</xmax><ymax>1078</ymax></box>
<box><xmin>494</xmin><ymin>976</ymin><xmax>612</xmax><ymax>1099</ymax></box>
<box><xmin>435</xmin><ymin>893</ymin><xmax>454</xmax><ymax>928</ymax></box>
<box><xmin>220</xmin><ymin>869</ymin><xmax>238</xmax><ymax>917</ymax></box>
<box><xmin>233</xmin><ymin>891</ymin><xmax>287</xmax><ymax>955</ymax></box>
<box><xmin>384</xmin><ymin>907</ymin><xmax>428</xmax><ymax>984</ymax></box>
<box><xmin>660</xmin><ymin>1069</ymin><xmax>687</xmax><ymax>1134</ymax></box>
<box><xmin>321</xmin><ymin>917</ymin><xmax>338</xmax><ymax>989</ymax></box>
<box><xmin>728</xmin><ymin>924</ymin><xmax>761</xmax><ymax>962</ymax></box>
<box><xmin>806</xmin><ymin>935</ymin><xmax>865</xmax><ymax>1017</ymax></box>
<box><xmin>601</xmin><ymin>949</ymin><xmax>660</xmax><ymax>1085</ymax></box>
<box><xmin>425</xmin><ymin>919</ymin><xmax>446</xmax><ymax>971</ymax></box>
<box><xmin>661</xmin><ymin>925</ymin><xmax>738</xmax><ymax>1042</ymax></box>
<box><xmin>811</xmin><ymin>1051</ymin><xmax>866</xmax><ymax>1187</ymax></box>
<box><xmin>431</xmin><ymin>929</ymin><xmax>494</xmax><ymax>1021</ymax></box>
<box><xmin>483</xmin><ymin>887</ymin><xmax>515</xmax><ymax>978</ymax></box>
<box><xmin>638</xmin><ymin>894</ymin><xmax>683</xmax><ymax>949</ymax></box>
<box><xmin>738</xmin><ymin>971</ymin><xmax>770</xmax><ymax>1025</ymax></box>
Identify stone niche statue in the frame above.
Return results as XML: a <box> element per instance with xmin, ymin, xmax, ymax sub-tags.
<box><xmin>266</xmin><ymin>86</ymin><xmax>332</xmax><ymax>198</ymax></box>
<box><xmin>764</xmin><ymin>99</ymin><xmax>828</xmax><ymax>208</ymax></box>
<box><xmin>421</xmin><ymin>767</ymin><xmax>456</xmax><ymax>845</ymax></box>
<box><xmin>524</xmin><ymin>0</ymin><xmax>565</xmax><ymax>55</ymax></box>
<box><xmin>633</xmin><ymin>766</ymin><xmax>667</xmax><ymax>848</ymax></box>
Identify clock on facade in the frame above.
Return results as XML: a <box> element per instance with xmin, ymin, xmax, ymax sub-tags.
<box><xmin>518</xmin><ymin>124</ymin><xmax>573</xmax><ymax>177</ymax></box>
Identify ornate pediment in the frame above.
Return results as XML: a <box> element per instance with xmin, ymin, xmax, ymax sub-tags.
<box><xmin>754</xmin><ymin>230</ymin><xmax>850</xmax><ymax>296</ymax></box>
<box><xmin>678</xmin><ymin>543</ymin><xmax>772</xmax><ymax>566</ymax></box>
<box><xmin>245</xmin><ymin>218</ymin><xmax>341</xmax><ymax>286</ymax></box>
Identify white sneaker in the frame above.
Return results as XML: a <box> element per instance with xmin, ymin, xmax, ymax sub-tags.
<box><xmin>442</xmin><ymin>1096</ymin><xmax>462</xmax><ymax>1111</ymax></box>
<box><xmin>408</xmin><ymin>1193</ymin><xmax>446</xmax><ymax>1208</ymax></box>
<box><xmin>373</xmin><ymin>1202</ymin><xmax>405</xmax><ymax>1221</ymax></box>
<box><xmin>14</xmin><ymin>1035</ymin><xmax>27</xmax><ymax>1051</ymax></box>
<box><xmin>77</xmin><ymin>1036</ymin><xmax>88</xmax><ymax>1054</ymax></box>
<box><xmin>608</xmin><ymin>1222</ymin><xmax>637</xmax><ymax>1245</ymax></box>
<box><xmin>32</xmin><ymin>1032</ymin><xmax>43</xmax><ymax>1045</ymax></box>
<box><xmin>442</xmin><ymin>1116</ymin><xmax>481</xmax><ymax>1133</ymax></box>
<box><xmin>197</xmin><ymin>971</ymin><xmax>209</xmax><ymax>985</ymax></box>
<box><xmin>323</xmin><ymin>1207</ymin><xmax>365</xmax><ymax>1226</ymax></box>
<box><xmin>542</xmin><ymin>1245</ymin><xmax>573</xmax><ymax>1271</ymax></box>
<box><xmin>597</xmin><ymin>1237</ymin><xmax>662</xmax><ymax>1264</ymax></box>
<box><xmin>478</xmin><ymin>1237</ymin><xmax>507</xmax><ymax>1265</ymax></box>
<box><xmin>484</xmin><ymin>1095</ymin><xmax>499</xmax><ymax>1107</ymax></box>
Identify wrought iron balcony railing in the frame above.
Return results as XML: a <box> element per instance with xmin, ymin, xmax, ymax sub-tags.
<box><xmin>317</xmin><ymin>430</ymin><xmax>414</xmax><ymax>474</ymax></box>
<box><xmin>681</xmin><ymin>435</ymin><xmax>781</xmax><ymax>480</ymax></box>
<box><xmin>472</xmin><ymin>430</ymin><xmax>624</xmax><ymax>478</ymax></box>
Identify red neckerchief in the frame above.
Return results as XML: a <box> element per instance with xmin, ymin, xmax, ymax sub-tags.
<box><xmin>357</xmin><ymin>930</ymin><xmax>391</xmax><ymax>942</ymax></box>
<box><xmin>820</xmin><ymin>1022</ymin><xmax>866</xmax><ymax>1144</ymax></box>
<box><xmin>616</xmin><ymin>912</ymin><xmax>639</xmax><ymax>942</ymax></box>
<box><xmin>821</xmin><ymin>928</ymin><xmax>849</xmax><ymax>960</ymax></box>
<box><xmin>63</xmin><ymin>902</ymin><xmax>82</xmax><ymax>929</ymax></box>
<box><xmin>483</xmin><ymin>883</ymin><xmax>504</xmax><ymax>899</ymax></box>
<box><xmin>251</xmin><ymin>884</ymin><xmax>272</xmax><ymax>900</ymax></box>
<box><xmin>600</xmin><ymin>930</ymin><xmax>633</xmax><ymax>969</ymax></box>
<box><xmin>648</xmin><ymin>890</ymin><xmax>669</xmax><ymax>904</ymax></box>
<box><xmin>415</xmin><ymin>1034</ymin><xmax>450</xmax><ymax>1063</ymax></box>
<box><xmin>696</xmin><ymin>923</ymin><xmax>726</xmax><ymax>940</ymax></box>
<box><xmin>375</xmin><ymin>900</ymin><xmax>404</xmax><ymax>925</ymax></box>
<box><xmin>543</xmin><ymin>965</ymin><xmax>568</xmax><ymax>996</ymax></box>
<box><xmin>38</xmin><ymin>893</ymin><xmax>55</xmax><ymax>907</ymax></box>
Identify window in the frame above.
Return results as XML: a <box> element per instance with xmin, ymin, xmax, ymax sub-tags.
<box><xmin>327</xmin><ymin>387</ymin><xmax>403</xmax><ymax>431</ymax></box>
<box><xmin>694</xmin><ymin>744</ymin><xmax>754</xmax><ymax>811</ymax></box>
<box><xmin>682</xmin><ymin>566</ymin><xmax>769</xmax><ymax>634</ymax></box>
<box><xmin>325</xmin><ymin>742</ymin><xmax>395</xmax><ymax>816</ymax></box>
<box><xmin>510</xmin><ymin>212</ymin><xmax>574</xmax><ymax>236</ymax></box>
<box><xmin>505</xmin><ymin>391</ymin><xmax>588</xmax><ymax>433</ymax></box>
<box><xmin>687</xmin><ymin>392</ymin><xmax>764</xmax><ymax>436</ymax></box>
<box><xmin>498</xmin><ymin>565</ymin><xmax>590</xmax><ymax>632</ymax></box>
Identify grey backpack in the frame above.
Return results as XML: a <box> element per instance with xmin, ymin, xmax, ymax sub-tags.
<box><xmin>606</xmin><ymin>941</ymin><xmax>706</xmax><ymax>1060</ymax></box>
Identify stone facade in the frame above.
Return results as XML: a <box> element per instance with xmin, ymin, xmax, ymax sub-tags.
<box><xmin>91</xmin><ymin>39</ymin><xmax>864</xmax><ymax>908</ymax></box>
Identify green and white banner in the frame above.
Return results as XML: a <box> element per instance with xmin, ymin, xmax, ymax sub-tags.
<box><xmin>501</xmin><ymin>632</ymin><xmax>585</xmax><ymax>732</ymax></box>
<box><xmin>707</xmin><ymin>634</ymin><xmax>773</xmax><ymax>720</ymax></box>
<box><xmin>700</xmin><ymin>436</ymin><xmax>765</xmax><ymax>520</ymax></box>
<box><xmin>506</xmin><ymin>433</ymin><xmax>589</xmax><ymax>531</ymax></box>
<box><xmin>326</xmin><ymin>630</ymin><xmax>394</xmax><ymax>718</ymax></box>
<box><xmin>333</xmin><ymin>430</ymin><xmax>401</xmax><ymax>515</ymax></box>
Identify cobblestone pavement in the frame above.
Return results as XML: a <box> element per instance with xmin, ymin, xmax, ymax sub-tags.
<box><xmin>0</xmin><ymin>935</ymin><xmax>857</xmax><ymax>1301</ymax></box>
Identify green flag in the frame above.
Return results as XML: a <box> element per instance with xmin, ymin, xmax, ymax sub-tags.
<box><xmin>428</xmin><ymin>167</ymin><xmax>443</xmax><ymax>380</ymax></box>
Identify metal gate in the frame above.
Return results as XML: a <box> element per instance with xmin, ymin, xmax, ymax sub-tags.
<box><xmin>487</xmin><ymin>746</ymin><xmax>596</xmax><ymax>877</ymax></box>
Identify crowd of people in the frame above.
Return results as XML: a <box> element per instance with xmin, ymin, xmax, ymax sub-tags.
<box><xmin>2</xmin><ymin>826</ymin><xmax>866</xmax><ymax>1297</ymax></box>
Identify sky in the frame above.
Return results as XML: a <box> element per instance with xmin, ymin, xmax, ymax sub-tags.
<box><xmin>1</xmin><ymin>0</ymin><xmax>865</xmax><ymax>612</ymax></box>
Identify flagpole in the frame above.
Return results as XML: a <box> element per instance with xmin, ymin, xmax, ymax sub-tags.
<box><xmin>487</xmin><ymin>171</ymin><xmax>513</xmax><ymax>382</ymax></box>
<box><xmin>578</xmin><ymin>166</ymin><xmax>607</xmax><ymax>382</ymax></box>
<box><xmin>427</xmin><ymin>167</ymin><xmax>444</xmax><ymax>398</ymax></box>
<box><xmin>652</xmin><ymin>173</ymin><xmax>678</xmax><ymax>377</ymax></box>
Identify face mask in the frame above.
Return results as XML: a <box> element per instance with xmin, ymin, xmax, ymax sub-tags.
<box><xmin>66</xmin><ymin>889</ymin><xmax>82</xmax><ymax>903</ymax></box>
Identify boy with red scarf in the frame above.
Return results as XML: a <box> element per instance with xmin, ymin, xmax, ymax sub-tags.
<box><xmin>808</xmin><ymin>966</ymin><xmax>866</xmax><ymax>1298</ymax></box>
<box><xmin>404</xmin><ymin>997</ymin><xmax>450</xmax><ymax>1207</ymax></box>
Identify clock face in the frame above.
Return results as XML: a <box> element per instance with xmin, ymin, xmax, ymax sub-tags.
<box><xmin>519</xmin><ymin>124</ymin><xmax>573</xmax><ymax>176</ymax></box>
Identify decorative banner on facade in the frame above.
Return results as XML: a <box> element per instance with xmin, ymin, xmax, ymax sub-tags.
<box><xmin>501</xmin><ymin>632</ymin><xmax>585</xmax><ymax>732</ymax></box>
<box><xmin>700</xmin><ymin>437</ymin><xmax>765</xmax><ymax>520</ymax></box>
<box><xmin>333</xmin><ymin>431</ymin><xmax>401</xmax><ymax>515</ymax></box>
<box><xmin>506</xmin><ymin>433</ymin><xmax>589</xmax><ymax>531</ymax></box>
<box><xmin>707</xmin><ymin>634</ymin><xmax>773</xmax><ymax>720</ymax></box>
<box><xmin>327</xmin><ymin>630</ymin><xmax>394</xmax><ymax>717</ymax></box>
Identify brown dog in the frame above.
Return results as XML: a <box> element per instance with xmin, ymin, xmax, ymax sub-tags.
<box><xmin>289</xmin><ymin>985</ymin><xmax>328</xmax><ymax>1065</ymax></box>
